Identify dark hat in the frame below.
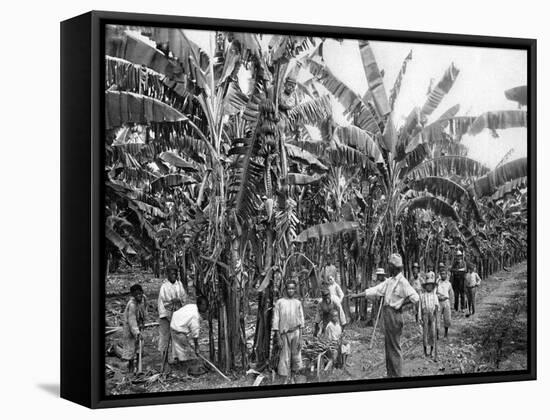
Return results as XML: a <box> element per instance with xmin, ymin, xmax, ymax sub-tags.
<box><xmin>166</xmin><ymin>263</ymin><xmax>178</xmax><ymax>272</ymax></box>
<box><xmin>130</xmin><ymin>284</ymin><xmax>143</xmax><ymax>293</ymax></box>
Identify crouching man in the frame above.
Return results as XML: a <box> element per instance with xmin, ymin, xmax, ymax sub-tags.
<box><xmin>272</xmin><ymin>279</ymin><xmax>305</xmax><ymax>384</ymax></box>
<box><xmin>169</xmin><ymin>297</ymin><xmax>208</xmax><ymax>376</ymax></box>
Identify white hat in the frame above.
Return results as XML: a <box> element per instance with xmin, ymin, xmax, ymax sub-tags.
<box><xmin>375</xmin><ymin>268</ymin><xmax>385</xmax><ymax>275</ymax></box>
<box><xmin>389</xmin><ymin>254</ymin><xmax>403</xmax><ymax>268</ymax></box>
<box><xmin>456</xmin><ymin>250</ymin><xmax>463</xmax><ymax>256</ymax></box>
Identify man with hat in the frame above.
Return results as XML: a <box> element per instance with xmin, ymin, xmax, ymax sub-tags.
<box><xmin>272</xmin><ymin>279</ymin><xmax>305</xmax><ymax>384</ymax></box>
<box><xmin>451</xmin><ymin>250</ymin><xmax>467</xmax><ymax>312</ymax></box>
<box><xmin>121</xmin><ymin>284</ymin><xmax>146</xmax><ymax>373</ymax></box>
<box><xmin>371</xmin><ymin>268</ymin><xmax>386</xmax><ymax>323</ymax></box>
<box><xmin>410</xmin><ymin>262</ymin><xmax>423</xmax><ymax>323</ymax></box>
<box><xmin>436</xmin><ymin>265</ymin><xmax>452</xmax><ymax>338</ymax></box>
<box><xmin>419</xmin><ymin>273</ymin><xmax>439</xmax><ymax>360</ymax></box>
<box><xmin>157</xmin><ymin>263</ymin><xmax>187</xmax><ymax>365</ymax></box>
<box><xmin>279</xmin><ymin>70</ymin><xmax>299</xmax><ymax>111</ymax></box>
<box><xmin>314</xmin><ymin>287</ymin><xmax>347</xmax><ymax>337</ymax></box>
<box><xmin>350</xmin><ymin>254</ymin><xmax>419</xmax><ymax>377</ymax></box>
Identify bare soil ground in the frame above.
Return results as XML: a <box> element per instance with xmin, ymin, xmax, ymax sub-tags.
<box><xmin>104</xmin><ymin>262</ymin><xmax>528</xmax><ymax>395</ymax></box>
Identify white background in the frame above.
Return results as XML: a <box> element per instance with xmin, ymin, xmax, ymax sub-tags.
<box><xmin>0</xmin><ymin>0</ymin><xmax>547</xmax><ymax>417</ymax></box>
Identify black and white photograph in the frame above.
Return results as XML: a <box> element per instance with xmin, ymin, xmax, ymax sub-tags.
<box><xmin>103</xmin><ymin>22</ymin><xmax>530</xmax><ymax>397</ymax></box>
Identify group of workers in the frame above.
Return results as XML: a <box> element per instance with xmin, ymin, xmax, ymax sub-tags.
<box><xmin>120</xmin><ymin>263</ymin><xmax>207</xmax><ymax>375</ymax></box>
<box><xmin>119</xmin><ymin>251</ymin><xmax>482</xmax><ymax>381</ymax></box>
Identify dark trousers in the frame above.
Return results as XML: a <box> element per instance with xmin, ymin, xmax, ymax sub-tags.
<box><xmin>452</xmin><ymin>273</ymin><xmax>466</xmax><ymax>311</ymax></box>
<box><xmin>382</xmin><ymin>306</ymin><xmax>404</xmax><ymax>378</ymax></box>
<box><xmin>466</xmin><ymin>286</ymin><xmax>477</xmax><ymax>314</ymax></box>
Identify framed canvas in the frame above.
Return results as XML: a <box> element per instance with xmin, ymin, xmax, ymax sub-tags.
<box><xmin>60</xmin><ymin>10</ymin><xmax>536</xmax><ymax>408</ymax></box>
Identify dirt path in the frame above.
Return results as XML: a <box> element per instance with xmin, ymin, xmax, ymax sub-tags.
<box><xmin>350</xmin><ymin>262</ymin><xmax>529</xmax><ymax>379</ymax></box>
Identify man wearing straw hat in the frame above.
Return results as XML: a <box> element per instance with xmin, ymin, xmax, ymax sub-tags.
<box><xmin>370</xmin><ymin>268</ymin><xmax>386</xmax><ymax>324</ymax></box>
<box><xmin>350</xmin><ymin>254</ymin><xmax>419</xmax><ymax>377</ymax></box>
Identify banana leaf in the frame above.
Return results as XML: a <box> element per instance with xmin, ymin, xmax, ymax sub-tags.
<box><xmin>286</xmin><ymin>95</ymin><xmax>332</xmax><ymax>126</ymax></box>
<box><xmin>159</xmin><ymin>151</ymin><xmax>198</xmax><ymax>172</ymax></box>
<box><xmin>305</xmin><ymin>58</ymin><xmax>380</xmax><ymax>136</ymax></box>
<box><xmin>106</xmin><ymin>225</ymin><xmax>136</xmax><ymax>255</ymax></box>
<box><xmin>389</xmin><ymin>50</ymin><xmax>413</xmax><ymax>110</ymax></box>
<box><xmin>468</xmin><ymin>110</ymin><xmax>527</xmax><ymax>136</ymax></box>
<box><xmin>473</xmin><ymin>157</ymin><xmax>527</xmax><ymax>197</ymax></box>
<box><xmin>408</xmin><ymin>155</ymin><xmax>489</xmax><ymax>180</ymax></box>
<box><xmin>105</xmin><ymin>91</ymin><xmax>187</xmax><ymax>129</ymax></box>
<box><xmin>490</xmin><ymin>176</ymin><xmax>527</xmax><ymax>201</ymax></box>
<box><xmin>106</xmin><ymin>30</ymin><xmax>187</xmax><ymax>84</ymax></box>
<box><xmin>405</xmin><ymin>196</ymin><xmax>460</xmax><ymax>221</ymax></box>
<box><xmin>358</xmin><ymin>40</ymin><xmax>390</xmax><ymax>117</ymax></box>
<box><xmin>334</xmin><ymin>125</ymin><xmax>383</xmax><ymax>163</ymax></box>
<box><xmin>288</xmin><ymin>173</ymin><xmax>323</xmax><ymax>185</ymax></box>
<box><xmin>286</xmin><ymin>143</ymin><xmax>328</xmax><ymax>171</ymax></box>
<box><xmin>294</xmin><ymin>221</ymin><xmax>360</xmax><ymax>243</ymax></box>
<box><xmin>421</xmin><ymin>63</ymin><xmax>460</xmax><ymax>117</ymax></box>
<box><xmin>504</xmin><ymin>85</ymin><xmax>527</xmax><ymax>106</ymax></box>
<box><xmin>407</xmin><ymin>176</ymin><xmax>470</xmax><ymax>204</ymax></box>
<box><xmin>150</xmin><ymin>174</ymin><xmax>198</xmax><ymax>193</ymax></box>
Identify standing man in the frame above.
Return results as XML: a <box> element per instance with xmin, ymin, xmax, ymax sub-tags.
<box><xmin>325</xmin><ymin>270</ymin><xmax>345</xmax><ymax>304</ymax></box>
<box><xmin>121</xmin><ymin>284</ymin><xmax>146</xmax><ymax>373</ymax></box>
<box><xmin>272</xmin><ymin>279</ymin><xmax>305</xmax><ymax>384</ymax></box>
<box><xmin>314</xmin><ymin>288</ymin><xmax>347</xmax><ymax>337</ymax></box>
<box><xmin>410</xmin><ymin>262</ymin><xmax>423</xmax><ymax>323</ymax></box>
<box><xmin>158</xmin><ymin>263</ymin><xmax>187</xmax><ymax>365</ymax></box>
<box><xmin>436</xmin><ymin>266</ymin><xmax>452</xmax><ymax>338</ymax></box>
<box><xmin>371</xmin><ymin>268</ymin><xmax>386</xmax><ymax>324</ymax></box>
<box><xmin>419</xmin><ymin>273</ymin><xmax>439</xmax><ymax>360</ymax></box>
<box><xmin>451</xmin><ymin>250</ymin><xmax>467</xmax><ymax>312</ymax></box>
<box><xmin>465</xmin><ymin>264</ymin><xmax>482</xmax><ymax>317</ymax></box>
<box><xmin>350</xmin><ymin>254</ymin><xmax>419</xmax><ymax>377</ymax></box>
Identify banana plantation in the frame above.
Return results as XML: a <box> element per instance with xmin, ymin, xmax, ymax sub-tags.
<box><xmin>104</xmin><ymin>25</ymin><xmax>528</xmax><ymax>390</ymax></box>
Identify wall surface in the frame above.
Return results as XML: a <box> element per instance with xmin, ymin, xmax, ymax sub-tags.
<box><xmin>1</xmin><ymin>0</ymin><xmax>547</xmax><ymax>417</ymax></box>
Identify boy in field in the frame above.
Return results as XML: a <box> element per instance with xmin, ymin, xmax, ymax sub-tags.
<box><xmin>465</xmin><ymin>264</ymin><xmax>482</xmax><ymax>317</ymax></box>
<box><xmin>121</xmin><ymin>284</ymin><xmax>146</xmax><ymax>373</ymax></box>
<box><xmin>436</xmin><ymin>267</ymin><xmax>453</xmax><ymax>338</ymax></box>
<box><xmin>272</xmin><ymin>279</ymin><xmax>305</xmax><ymax>384</ymax></box>
<box><xmin>323</xmin><ymin>308</ymin><xmax>350</xmax><ymax>366</ymax></box>
<box><xmin>419</xmin><ymin>273</ymin><xmax>439</xmax><ymax>360</ymax></box>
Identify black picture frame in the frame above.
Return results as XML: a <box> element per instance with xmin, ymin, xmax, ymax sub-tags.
<box><xmin>61</xmin><ymin>10</ymin><xmax>537</xmax><ymax>409</ymax></box>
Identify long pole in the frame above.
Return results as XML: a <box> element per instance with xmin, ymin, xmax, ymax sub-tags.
<box><xmin>198</xmin><ymin>353</ymin><xmax>231</xmax><ymax>381</ymax></box>
<box><xmin>137</xmin><ymin>337</ymin><xmax>143</xmax><ymax>373</ymax></box>
<box><xmin>369</xmin><ymin>297</ymin><xmax>384</xmax><ymax>349</ymax></box>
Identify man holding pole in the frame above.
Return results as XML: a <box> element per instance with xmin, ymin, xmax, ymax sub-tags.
<box><xmin>121</xmin><ymin>284</ymin><xmax>146</xmax><ymax>374</ymax></box>
<box><xmin>350</xmin><ymin>254</ymin><xmax>419</xmax><ymax>377</ymax></box>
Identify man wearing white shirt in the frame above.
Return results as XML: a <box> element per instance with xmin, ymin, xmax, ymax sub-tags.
<box><xmin>157</xmin><ymin>263</ymin><xmax>187</xmax><ymax>363</ymax></box>
<box><xmin>350</xmin><ymin>254</ymin><xmax>419</xmax><ymax>377</ymax></box>
<box><xmin>170</xmin><ymin>297</ymin><xmax>208</xmax><ymax>374</ymax></box>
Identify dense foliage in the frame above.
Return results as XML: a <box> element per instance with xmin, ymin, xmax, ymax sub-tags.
<box><xmin>104</xmin><ymin>26</ymin><xmax>528</xmax><ymax>371</ymax></box>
